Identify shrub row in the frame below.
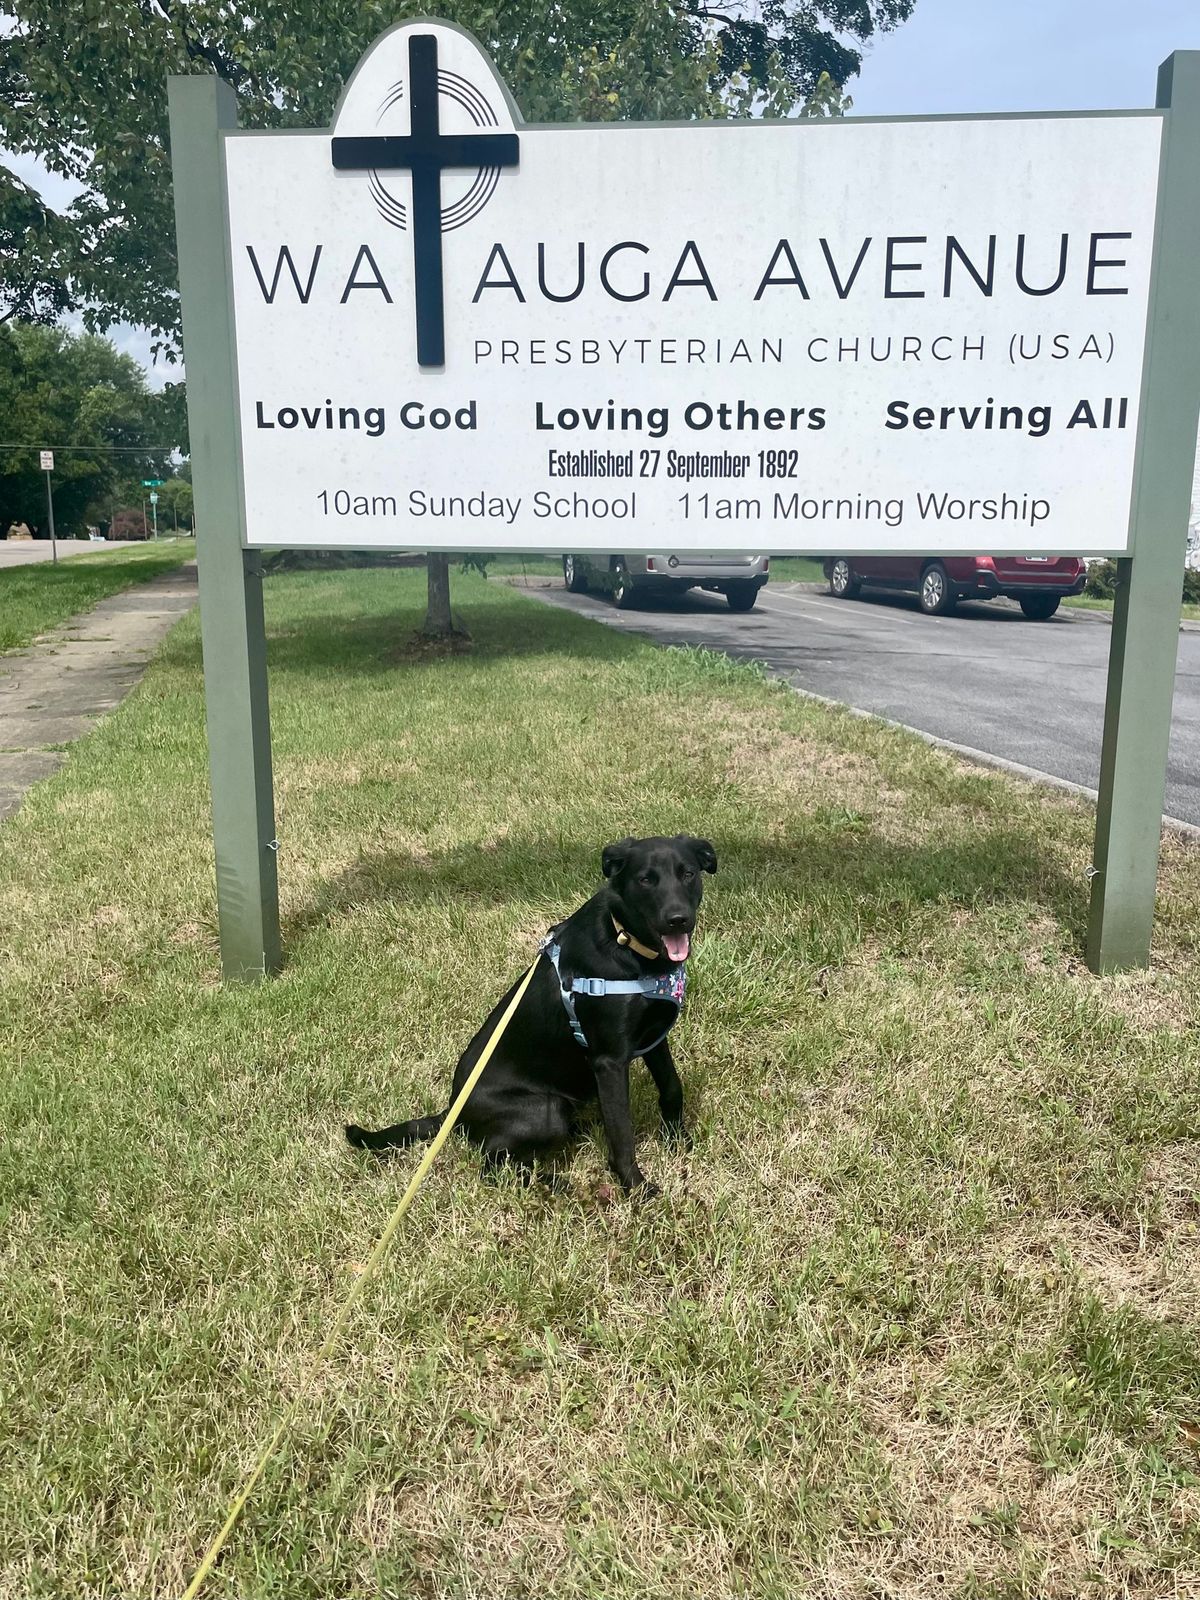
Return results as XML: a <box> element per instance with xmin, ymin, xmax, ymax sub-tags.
<box><xmin>1084</xmin><ymin>558</ymin><xmax>1200</xmax><ymax>604</ymax></box>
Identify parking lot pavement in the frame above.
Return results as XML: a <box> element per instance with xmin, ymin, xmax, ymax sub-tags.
<box><xmin>520</xmin><ymin>578</ymin><xmax>1200</xmax><ymax>828</ymax></box>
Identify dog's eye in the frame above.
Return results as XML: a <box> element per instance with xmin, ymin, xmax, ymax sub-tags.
<box><xmin>680</xmin><ymin>868</ymin><xmax>695</xmax><ymax>881</ymax></box>
<box><xmin>639</xmin><ymin>873</ymin><xmax>656</xmax><ymax>886</ymax></box>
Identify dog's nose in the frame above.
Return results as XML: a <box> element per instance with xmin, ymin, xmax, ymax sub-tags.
<box><xmin>667</xmin><ymin>913</ymin><xmax>691</xmax><ymax>930</ymax></box>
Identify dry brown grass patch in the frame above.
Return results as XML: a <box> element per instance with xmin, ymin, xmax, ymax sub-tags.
<box><xmin>991</xmin><ymin>1203</ymin><xmax>1200</xmax><ymax>1327</ymax></box>
<box><xmin>842</xmin><ymin>1354</ymin><xmax>1183</xmax><ymax>1600</ymax></box>
<box><xmin>1092</xmin><ymin>971</ymin><xmax>1195</xmax><ymax>1034</ymax></box>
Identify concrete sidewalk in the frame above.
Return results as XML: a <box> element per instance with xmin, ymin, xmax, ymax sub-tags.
<box><xmin>0</xmin><ymin>563</ymin><xmax>198</xmax><ymax>822</ymax></box>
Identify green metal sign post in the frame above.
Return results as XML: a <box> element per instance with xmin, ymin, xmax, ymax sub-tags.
<box><xmin>169</xmin><ymin>75</ymin><xmax>281</xmax><ymax>980</ymax></box>
<box><xmin>1086</xmin><ymin>53</ymin><xmax>1200</xmax><ymax>971</ymax></box>
<box><xmin>168</xmin><ymin>39</ymin><xmax>1200</xmax><ymax>983</ymax></box>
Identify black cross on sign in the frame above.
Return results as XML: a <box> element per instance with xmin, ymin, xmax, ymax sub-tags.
<box><xmin>331</xmin><ymin>34</ymin><xmax>519</xmax><ymax>366</ymax></box>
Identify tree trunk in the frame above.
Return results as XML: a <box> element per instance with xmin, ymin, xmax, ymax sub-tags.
<box><xmin>420</xmin><ymin>553</ymin><xmax>470</xmax><ymax>640</ymax></box>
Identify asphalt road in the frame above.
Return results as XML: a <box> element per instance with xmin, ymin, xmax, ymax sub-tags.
<box><xmin>0</xmin><ymin>539</ymin><xmax>150</xmax><ymax>567</ymax></box>
<box><xmin>524</xmin><ymin>578</ymin><xmax>1200</xmax><ymax>828</ymax></box>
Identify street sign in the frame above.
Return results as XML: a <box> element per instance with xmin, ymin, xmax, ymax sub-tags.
<box><xmin>40</xmin><ymin>451</ymin><xmax>54</xmax><ymax>472</ymax></box>
<box><xmin>142</xmin><ymin>478</ymin><xmax>165</xmax><ymax>487</ymax></box>
<box><xmin>149</xmin><ymin>491</ymin><xmax>159</xmax><ymax>504</ymax></box>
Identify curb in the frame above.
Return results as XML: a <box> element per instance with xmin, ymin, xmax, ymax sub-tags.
<box><xmin>1063</xmin><ymin>601</ymin><xmax>1200</xmax><ymax>633</ymax></box>
<box><xmin>785</xmin><ymin>681</ymin><xmax>1200</xmax><ymax>842</ymax></box>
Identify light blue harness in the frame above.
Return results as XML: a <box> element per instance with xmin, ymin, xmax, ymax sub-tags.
<box><xmin>540</xmin><ymin>935</ymin><xmax>687</xmax><ymax>1053</ymax></box>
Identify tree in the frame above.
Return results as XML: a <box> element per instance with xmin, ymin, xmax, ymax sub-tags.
<box><xmin>0</xmin><ymin>322</ymin><xmax>181</xmax><ymax>538</ymax></box>
<box><xmin>0</xmin><ymin>2</ymin><xmax>910</xmax><ymax>354</ymax></box>
<box><xmin>157</xmin><ymin>475</ymin><xmax>194</xmax><ymax>532</ymax></box>
<box><xmin>0</xmin><ymin>170</ymin><xmax>76</xmax><ymax>326</ymax></box>
<box><xmin>1</xmin><ymin>0</ymin><xmax>914</xmax><ymax>626</ymax></box>
<box><xmin>684</xmin><ymin>0</ymin><xmax>914</xmax><ymax>107</ymax></box>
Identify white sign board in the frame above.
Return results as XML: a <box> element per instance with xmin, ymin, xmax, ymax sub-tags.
<box><xmin>222</xmin><ymin>21</ymin><xmax>1164</xmax><ymax>554</ymax></box>
<box><xmin>39</xmin><ymin>450</ymin><xmax>54</xmax><ymax>472</ymax></box>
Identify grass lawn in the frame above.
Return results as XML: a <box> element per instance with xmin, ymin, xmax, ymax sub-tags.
<box><xmin>481</xmin><ymin>555</ymin><xmax>562</xmax><ymax>577</ymax></box>
<box><xmin>767</xmin><ymin>556</ymin><xmax>828</xmax><ymax>585</ymax></box>
<box><xmin>4</xmin><ymin>566</ymin><xmax>1200</xmax><ymax>1599</ymax></box>
<box><xmin>1064</xmin><ymin>593</ymin><xmax>1200</xmax><ymax>625</ymax></box>
<box><xmin>0</xmin><ymin>540</ymin><xmax>188</xmax><ymax>653</ymax></box>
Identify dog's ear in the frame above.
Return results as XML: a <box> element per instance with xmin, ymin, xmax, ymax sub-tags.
<box><xmin>688</xmin><ymin>836</ymin><xmax>718</xmax><ymax>874</ymax></box>
<box><xmin>602</xmin><ymin>838</ymin><xmax>635</xmax><ymax>879</ymax></box>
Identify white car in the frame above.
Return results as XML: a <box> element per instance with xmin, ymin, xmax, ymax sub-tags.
<box><xmin>562</xmin><ymin>551</ymin><xmax>770</xmax><ymax>611</ymax></box>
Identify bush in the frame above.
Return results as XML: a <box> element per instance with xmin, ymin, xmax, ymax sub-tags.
<box><xmin>1085</xmin><ymin>558</ymin><xmax>1200</xmax><ymax>606</ymax></box>
<box><xmin>108</xmin><ymin>508</ymin><xmax>150</xmax><ymax>540</ymax></box>
<box><xmin>1084</xmin><ymin>559</ymin><xmax>1118</xmax><ymax>599</ymax></box>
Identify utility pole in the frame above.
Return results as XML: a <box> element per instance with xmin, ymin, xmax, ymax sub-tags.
<box><xmin>40</xmin><ymin>451</ymin><xmax>57</xmax><ymax>563</ymax></box>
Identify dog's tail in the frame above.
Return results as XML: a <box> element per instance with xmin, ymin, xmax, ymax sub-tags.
<box><xmin>345</xmin><ymin>1113</ymin><xmax>446</xmax><ymax>1153</ymax></box>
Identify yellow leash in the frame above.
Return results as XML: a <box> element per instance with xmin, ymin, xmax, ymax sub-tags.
<box><xmin>181</xmin><ymin>955</ymin><xmax>542</xmax><ymax>1600</ymax></box>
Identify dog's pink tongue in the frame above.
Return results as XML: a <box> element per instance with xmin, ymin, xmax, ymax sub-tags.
<box><xmin>663</xmin><ymin>932</ymin><xmax>690</xmax><ymax>963</ymax></box>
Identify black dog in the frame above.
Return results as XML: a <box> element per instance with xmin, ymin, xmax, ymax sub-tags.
<box><xmin>346</xmin><ymin>834</ymin><xmax>716</xmax><ymax>1198</ymax></box>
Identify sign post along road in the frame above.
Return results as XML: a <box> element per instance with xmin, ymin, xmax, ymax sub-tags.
<box><xmin>168</xmin><ymin>24</ymin><xmax>1200</xmax><ymax>978</ymax></box>
<box><xmin>40</xmin><ymin>451</ymin><xmax>57</xmax><ymax>563</ymax></box>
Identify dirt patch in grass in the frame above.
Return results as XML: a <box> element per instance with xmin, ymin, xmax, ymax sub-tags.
<box><xmin>386</xmin><ymin>630</ymin><xmax>474</xmax><ymax>664</ymax></box>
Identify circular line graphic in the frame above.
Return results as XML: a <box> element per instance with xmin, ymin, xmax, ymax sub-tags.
<box><xmin>368</xmin><ymin>71</ymin><xmax>502</xmax><ymax>232</ymax></box>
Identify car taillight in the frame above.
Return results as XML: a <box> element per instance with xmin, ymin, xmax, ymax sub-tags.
<box><xmin>763</xmin><ymin>557</ymin><xmax>770</xmax><ymax>571</ymax></box>
<box><xmin>646</xmin><ymin>558</ymin><xmax>656</xmax><ymax>570</ymax></box>
<box><xmin>974</xmin><ymin>555</ymin><xmax>995</xmax><ymax>570</ymax></box>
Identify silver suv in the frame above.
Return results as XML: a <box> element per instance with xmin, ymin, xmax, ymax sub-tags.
<box><xmin>562</xmin><ymin>552</ymin><xmax>770</xmax><ymax>612</ymax></box>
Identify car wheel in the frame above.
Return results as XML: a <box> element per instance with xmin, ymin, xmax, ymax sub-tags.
<box><xmin>611</xmin><ymin>560</ymin><xmax>637</xmax><ymax>609</ymax></box>
<box><xmin>725</xmin><ymin>581</ymin><xmax>760</xmax><ymax>612</ymax></box>
<box><xmin>828</xmin><ymin>558</ymin><xmax>861</xmax><ymax>599</ymax></box>
<box><xmin>563</xmin><ymin>554</ymin><xmax>588</xmax><ymax>593</ymax></box>
<box><xmin>919</xmin><ymin>562</ymin><xmax>957</xmax><ymax>615</ymax></box>
<box><xmin>1019</xmin><ymin>594</ymin><xmax>1061</xmax><ymax>620</ymax></box>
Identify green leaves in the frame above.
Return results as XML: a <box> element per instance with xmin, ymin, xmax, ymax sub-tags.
<box><xmin>0</xmin><ymin>322</ymin><xmax>181</xmax><ymax>536</ymax></box>
<box><xmin>0</xmin><ymin>168</ymin><xmax>76</xmax><ymax>326</ymax></box>
<box><xmin>1</xmin><ymin>0</ymin><xmax>903</xmax><ymax>358</ymax></box>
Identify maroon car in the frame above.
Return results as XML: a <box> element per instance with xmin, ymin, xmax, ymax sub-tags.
<box><xmin>823</xmin><ymin>553</ymin><xmax>1086</xmax><ymax>619</ymax></box>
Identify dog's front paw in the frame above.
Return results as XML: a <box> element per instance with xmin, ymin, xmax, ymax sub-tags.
<box><xmin>661</xmin><ymin>1120</ymin><xmax>693</xmax><ymax>1152</ymax></box>
<box><xmin>631</xmin><ymin>1177</ymin><xmax>663</xmax><ymax>1205</ymax></box>
<box><xmin>345</xmin><ymin>1123</ymin><xmax>367</xmax><ymax>1149</ymax></box>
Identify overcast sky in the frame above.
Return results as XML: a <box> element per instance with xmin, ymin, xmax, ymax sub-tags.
<box><xmin>8</xmin><ymin>0</ymin><xmax>1199</xmax><ymax>386</ymax></box>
